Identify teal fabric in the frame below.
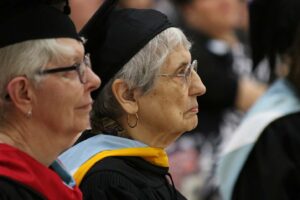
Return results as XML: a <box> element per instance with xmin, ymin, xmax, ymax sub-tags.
<box><xmin>50</xmin><ymin>160</ymin><xmax>77</xmax><ymax>188</ymax></box>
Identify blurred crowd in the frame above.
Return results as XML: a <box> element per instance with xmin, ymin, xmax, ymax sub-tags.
<box><xmin>2</xmin><ymin>0</ymin><xmax>300</xmax><ymax>199</ymax></box>
<box><xmin>68</xmin><ymin>0</ymin><xmax>298</xmax><ymax>199</ymax></box>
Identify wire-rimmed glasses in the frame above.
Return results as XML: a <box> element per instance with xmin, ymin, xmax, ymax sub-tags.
<box><xmin>158</xmin><ymin>60</ymin><xmax>198</xmax><ymax>85</ymax></box>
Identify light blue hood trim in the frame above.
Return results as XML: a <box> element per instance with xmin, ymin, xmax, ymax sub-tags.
<box><xmin>59</xmin><ymin>134</ymin><xmax>147</xmax><ymax>176</ymax></box>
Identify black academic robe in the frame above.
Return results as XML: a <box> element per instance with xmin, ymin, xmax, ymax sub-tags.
<box><xmin>79</xmin><ymin>156</ymin><xmax>187</xmax><ymax>200</ymax></box>
<box><xmin>0</xmin><ymin>177</ymin><xmax>44</xmax><ymax>200</ymax></box>
<box><xmin>232</xmin><ymin>112</ymin><xmax>300</xmax><ymax>200</ymax></box>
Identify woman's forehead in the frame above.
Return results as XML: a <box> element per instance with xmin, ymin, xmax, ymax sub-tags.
<box><xmin>56</xmin><ymin>38</ymin><xmax>84</xmax><ymax>54</ymax></box>
<box><xmin>163</xmin><ymin>46</ymin><xmax>191</xmax><ymax>69</ymax></box>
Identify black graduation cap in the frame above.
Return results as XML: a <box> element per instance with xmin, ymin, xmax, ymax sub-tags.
<box><xmin>0</xmin><ymin>0</ymin><xmax>80</xmax><ymax>48</ymax></box>
<box><xmin>249</xmin><ymin>0</ymin><xmax>300</xmax><ymax>69</ymax></box>
<box><xmin>81</xmin><ymin>3</ymin><xmax>173</xmax><ymax>99</ymax></box>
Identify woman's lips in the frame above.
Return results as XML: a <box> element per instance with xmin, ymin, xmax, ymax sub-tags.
<box><xmin>189</xmin><ymin>106</ymin><xmax>199</xmax><ymax>113</ymax></box>
<box><xmin>77</xmin><ymin>102</ymin><xmax>92</xmax><ymax>110</ymax></box>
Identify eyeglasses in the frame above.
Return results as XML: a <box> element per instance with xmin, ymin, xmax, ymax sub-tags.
<box><xmin>158</xmin><ymin>60</ymin><xmax>198</xmax><ymax>85</ymax></box>
<box><xmin>36</xmin><ymin>54</ymin><xmax>91</xmax><ymax>84</ymax></box>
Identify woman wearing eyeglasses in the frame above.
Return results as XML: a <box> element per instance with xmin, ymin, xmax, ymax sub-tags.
<box><xmin>60</xmin><ymin>8</ymin><xmax>206</xmax><ymax>200</ymax></box>
<box><xmin>0</xmin><ymin>1</ymin><xmax>100</xmax><ymax>199</ymax></box>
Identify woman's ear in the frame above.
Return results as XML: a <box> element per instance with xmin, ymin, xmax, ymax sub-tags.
<box><xmin>112</xmin><ymin>79</ymin><xmax>139</xmax><ymax>114</ymax></box>
<box><xmin>6</xmin><ymin>77</ymin><xmax>33</xmax><ymax>114</ymax></box>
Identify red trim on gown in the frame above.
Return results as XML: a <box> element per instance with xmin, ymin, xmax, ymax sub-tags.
<box><xmin>0</xmin><ymin>144</ymin><xmax>82</xmax><ymax>200</ymax></box>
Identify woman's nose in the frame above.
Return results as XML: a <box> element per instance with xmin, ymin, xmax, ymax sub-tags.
<box><xmin>85</xmin><ymin>67</ymin><xmax>101</xmax><ymax>92</ymax></box>
<box><xmin>189</xmin><ymin>71</ymin><xmax>206</xmax><ymax>97</ymax></box>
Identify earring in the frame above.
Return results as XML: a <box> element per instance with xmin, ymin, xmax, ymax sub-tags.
<box><xmin>26</xmin><ymin>110</ymin><xmax>32</xmax><ymax>118</ymax></box>
<box><xmin>127</xmin><ymin>113</ymin><xmax>139</xmax><ymax>128</ymax></box>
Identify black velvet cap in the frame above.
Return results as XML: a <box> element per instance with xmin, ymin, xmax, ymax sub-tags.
<box><xmin>0</xmin><ymin>0</ymin><xmax>80</xmax><ymax>48</ymax></box>
<box><xmin>81</xmin><ymin>6</ymin><xmax>173</xmax><ymax>99</ymax></box>
<box><xmin>249</xmin><ymin>0</ymin><xmax>300</xmax><ymax>69</ymax></box>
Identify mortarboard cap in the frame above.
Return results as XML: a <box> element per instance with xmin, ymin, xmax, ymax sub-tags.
<box><xmin>0</xmin><ymin>0</ymin><xmax>80</xmax><ymax>48</ymax></box>
<box><xmin>250</xmin><ymin>0</ymin><xmax>300</xmax><ymax>69</ymax></box>
<box><xmin>82</xmin><ymin>7</ymin><xmax>173</xmax><ymax>99</ymax></box>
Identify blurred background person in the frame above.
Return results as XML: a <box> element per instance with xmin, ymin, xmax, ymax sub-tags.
<box><xmin>70</xmin><ymin>0</ymin><xmax>104</xmax><ymax>31</ymax></box>
<box><xmin>69</xmin><ymin>0</ymin><xmax>154</xmax><ymax>31</ymax></box>
<box><xmin>68</xmin><ymin>0</ymin><xmax>178</xmax><ymax>31</ymax></box>
<box><xmin>60</xmin><ymin>7</ymin><xmax>206</xmax><ymax>200</ymax></box>
<box><xmin>118</xmin><ymin>0</ymin><xmax>154</xmax><ymax>8</ymax></box>
<box><xmin>217</xmin><ymin>0</ymin><xmax>300</xmax><ymax>199</ymax></box>
<box><xmin>0</xmin><ymin>0</ymin><xmax>100</xmax><ymax>199</ymax></box>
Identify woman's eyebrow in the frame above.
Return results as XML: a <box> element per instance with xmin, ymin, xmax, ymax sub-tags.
<box><xmin>174</xmin><ymin>61</ymin><xmax>190</xmax><ymax>70</ymax></box>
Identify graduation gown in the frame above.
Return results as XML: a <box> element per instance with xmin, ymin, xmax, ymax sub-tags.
<box><xmin>0</xmin><ymin>144</ymin><xmax>82</xmax><ymax>200</ymax></box>
<box><xmin>217</xmin><ymin>79</ymin><xmax>300</xmax><ymax>200</ymax></box>
<box><xmin>232</xmin><ymin>112</ymin><xmax>300</xmax><ymax>199</ymax></box>
<box><xmin>59</xmin><ymin>133</ymin><xmax>187</xmax><ymax>200</ymax></box>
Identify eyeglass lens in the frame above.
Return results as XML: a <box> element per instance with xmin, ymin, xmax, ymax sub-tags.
<box><xmin>78</xmin><ymin>54</ymin><xmax>91</xmax><ymax>84</ymax></box>
<box><xmin>184</xmin><ymin>60</ymin><xmax>197</xmax><ymax>83</ymax></box>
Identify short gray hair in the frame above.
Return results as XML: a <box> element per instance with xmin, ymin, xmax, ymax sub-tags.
<box><xmin>91</xmin><ymin>27</ymin><xmax>191</xmax><ymax>134</ymax></box>
<box><xmin>0</xmin><ymin>38</ymin><xmax>78</xmax><ymax>118</ymax></box>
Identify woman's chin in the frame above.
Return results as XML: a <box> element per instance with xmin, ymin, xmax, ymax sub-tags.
<box><xmin>75</xmin><ymin>120</ymin><xmax>91</xmax><ymax>133</ymax></box>
<box><xmin>186</xmin><ymin>119</ymin><xmax>198</xmax><ymax>132</ymax></box>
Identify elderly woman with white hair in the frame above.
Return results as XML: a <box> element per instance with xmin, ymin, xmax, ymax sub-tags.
<box><xmin>60</xmin><ymin>7</ymin><xmax>206</xmax><ymax>200</ymax></box>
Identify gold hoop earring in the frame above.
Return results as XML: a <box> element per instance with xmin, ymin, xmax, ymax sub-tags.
<box><xmin>127</xmin><ymin>113</ymin><xmax>139</xmax><ymax>128</ymax></box>
<box><xmin>26</xmin><ymin>110</ymin><xmax>32</xmax><ymax>118</ymax></box>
